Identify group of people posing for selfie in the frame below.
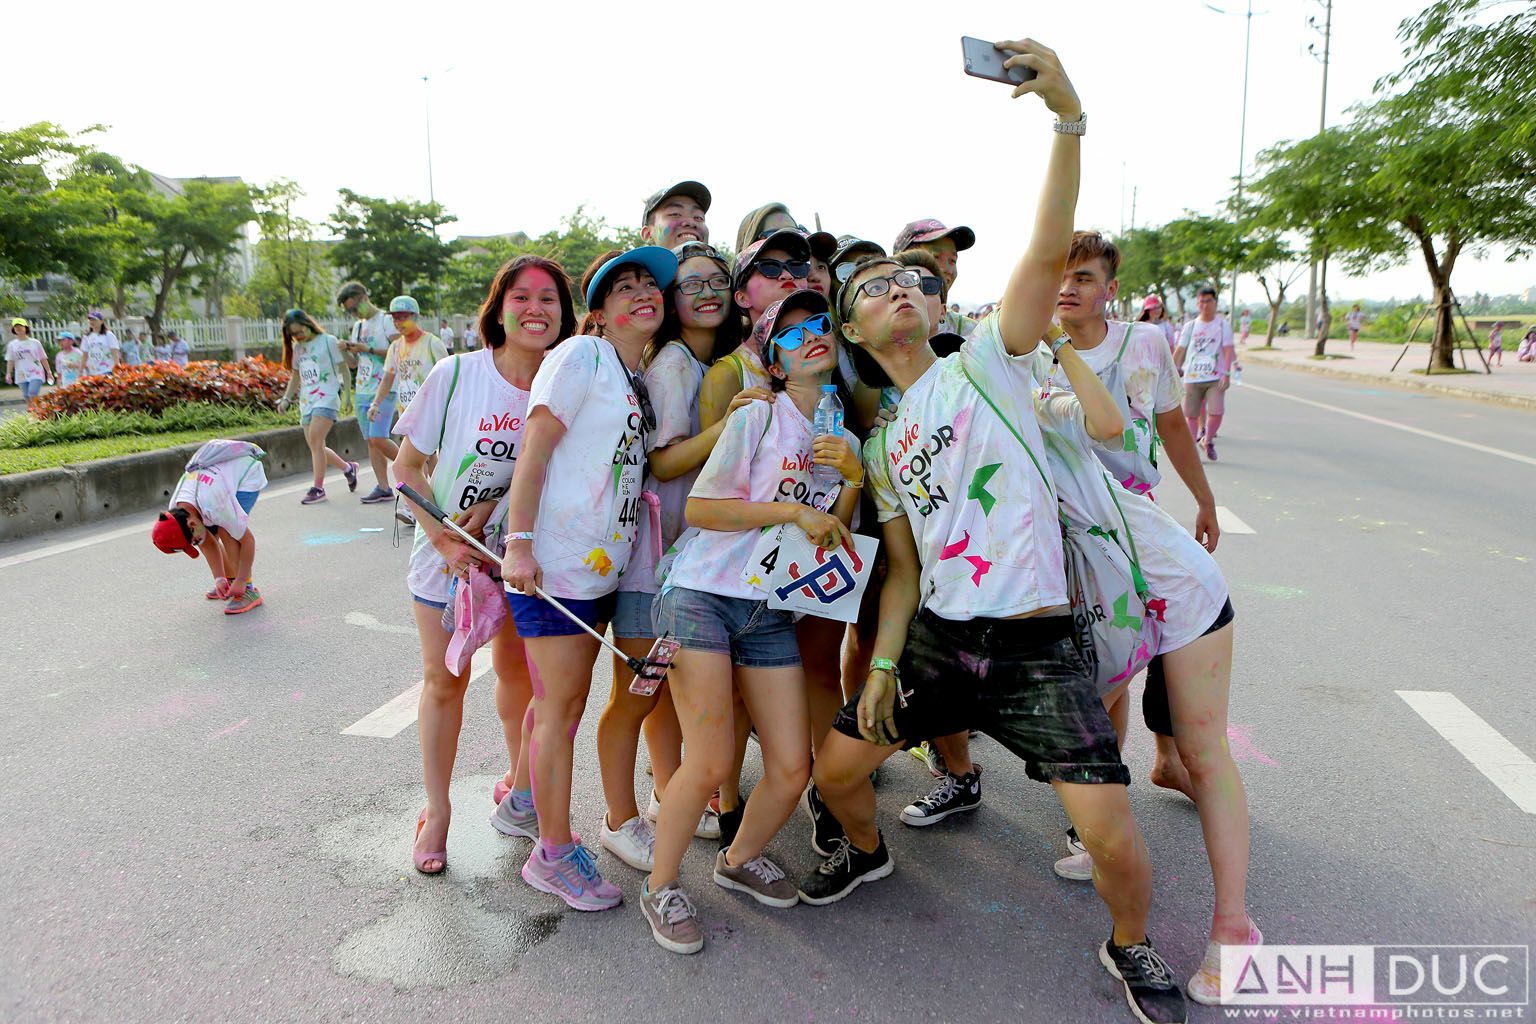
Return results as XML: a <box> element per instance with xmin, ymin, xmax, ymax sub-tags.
<box><xmin>384</xmin><ymin>42</ymin><xmax>1252</xmax><ymax>1024</ymax></box>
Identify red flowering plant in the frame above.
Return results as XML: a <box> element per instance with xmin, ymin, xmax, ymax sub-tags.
<box><xmin>32</xmin><ymin>357</ymin><xmax>292</xmax><ymax>419</ymax></box>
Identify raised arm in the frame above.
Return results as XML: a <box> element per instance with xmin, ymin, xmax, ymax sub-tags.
<box><xmin>996</xmin><ymin>40</ymin><xmax>1082</xmax><ymax>357</ymax></box>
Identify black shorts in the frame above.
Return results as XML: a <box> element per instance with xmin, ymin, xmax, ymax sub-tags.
<box><xmin>832</xmin><ymin>610</ymin><xmax>1130</xmax><ymax>786</ymax></box>
<box><xmin>1142</xmin><ymin>597</ymin><xmax>1236</xmax><ymax>737</ymax></box>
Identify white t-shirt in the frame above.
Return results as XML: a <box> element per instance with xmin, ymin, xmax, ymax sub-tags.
<box><xmin>865</xmin><ymin>316</ymin><xmax>1066</xmax><ymax>621</ymax></box>
<box><xmin>397</xmin><ymin>350</ymin><xmax>530</xmax><ymax>604</ymax></box>
<box><xmin>1345</xmin><ymin>311</ymin><xmax>1364</xmax><ymax>331</ymax></box>
<box><xmin>350</xmin><ymin>310</ymin><xmax>397</xmax><ymax>397</ymax></box>
<box><xmin>1239</xmin><ymin>313</ymin><xmax>1252</xmax><ymax>334</ymax></box>
<box><xmin>171</xmin><ymin>339</ymin><xmax>190</xmax><ymax>366</ymax></box>
<box><xmin>622</xmin><ymin>341</ymin><xmax>707</xmax><ymax>596</ymax></box>
<box><xmin>385</xmin><ymin>332</ymin><xmax>449</xmax><ymax>410</ymax></box>
<box><xmin>55</xmin><ymin>348</ymin><xmax>86</xmax><ymax>384</ymax></box>
<box><xmin>667</xmin><ymin>396</ymin><xmax>819</xmax><ymax>601</ymax></box>
<box><xmin>169</xmin><ymin>455</ymin><xmax>269</xmax><ymax>541</ymax></box>
<box><xmin>293</xmin><ymin>334</ymin><xmax>345</xmax><ymax>414</ymax></box>
<box><xmin>1177</xmin><ymin>317</ymin><xmax>1233</xmax><ymax>384</ymax></box>
<box><xmin>1037</xmin><ymin>322</ymin><xmax>1184</xmax><ymax>495</ymax></box>
<box><xmin>1034</xmin><ymin>393</ymin><xmax>1227</xmax><ymax>653</ymax></box>
<box><xmin>520</xmin><ymin>335</ymin><xmax>648</xmax><ymax>600</ymax></box>
<box><xmin>442</xmin><ymin>326</ymin><xmax>456</xmax><ymax>350</ymax></box>
<box><xmin>7</xmin><ymin>339</ymin><xmax>48</xmax><ymax>383</ymax></box>
<box><xmin>81</xmin><ymin>331</ymin><xmax>119</xmax><ymax>376</ymax></box>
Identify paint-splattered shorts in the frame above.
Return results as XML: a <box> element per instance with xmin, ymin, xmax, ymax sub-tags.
<box><xmin>1181</xmin><ymin>379</ymin><xmax>1226</xmax><ymax>417</ymax></box>
<box><xmin>653</xmin><ymin>586</ymin><xmax>800</xmax><ymax>669</ymax></box>
<box><xmin>832</xmin><ymin>610</ymin><xmax>1130</xmax><ymax>786</ymax></box>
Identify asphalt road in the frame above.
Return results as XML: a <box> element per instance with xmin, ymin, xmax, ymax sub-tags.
<box><xmin>2</xmin><ymin>363</ymin><xmax>1532</xmax><ymax>1024</ymax></box>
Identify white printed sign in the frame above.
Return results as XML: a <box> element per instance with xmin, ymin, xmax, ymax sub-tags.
<box><xmin>743</xmin><ymin>525</ymin><xmax>879</xmax><ymax>623</ymax></box>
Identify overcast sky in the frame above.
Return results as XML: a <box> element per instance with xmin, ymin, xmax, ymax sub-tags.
<box><xmin>10</xmin><ymin>0</ymin><xmax>1532</xmax><ymax>308</ymax></box>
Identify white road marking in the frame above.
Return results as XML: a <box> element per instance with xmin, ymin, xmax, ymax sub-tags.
<box><xmin>342</xmin><ymin>648</ymin><xmax>495</xmax><ymax>738</ymax></box>
<box><xmin>1396</xmin><ymin>690</ymin><xmax>1536</xmax><ymax>814</ymax></box>
<box><xmin>0</xmin><ymin>478</ymin><xmax>314</xmax><ymax>571</ymax></box>
<box><xmin>1215</xmin><ymin>506</ymin><xmax>1256</xmax><ymax>534</ymax></box>
<box><xmin>344</xmin><ymin>610</ymin><xmax>415</xmax><ymax>635</ymax></box>
<box><xmin>1243</xmin><ymin>382</ymin><xmax>1536</xmax><ymax>468</ymax></box>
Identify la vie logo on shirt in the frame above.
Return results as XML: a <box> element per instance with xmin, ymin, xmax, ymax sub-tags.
<box><xmin>889</xmin><ymin>419</ymin><xmax>960</xmax><ymax>517</ymax></box>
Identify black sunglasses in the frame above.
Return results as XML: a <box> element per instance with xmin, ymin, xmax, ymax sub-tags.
<box><xmin>754</xmin><ymin>259</ymin><xmax>811</xmax><ymax>281</ymax></box>
<box><xmin>627</xmin><ymin>369</ymin><xmax>657</xmax><ymax>434</ymax></box>
<box><xmin>917</xmin><ymin>275</ymin><xmax>943</xmax><ymax>296</ymax></box>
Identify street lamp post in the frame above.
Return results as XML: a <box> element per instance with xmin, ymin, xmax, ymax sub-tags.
<box><xmin>1305</xmin><ymin>0</ymin><xmax>1334</xmax><ymax>338</ymax></box>
<box><xmin>1206</xmin><ymin>0</ymin><xmax>1260</xmax><ymax>318</ymax></box>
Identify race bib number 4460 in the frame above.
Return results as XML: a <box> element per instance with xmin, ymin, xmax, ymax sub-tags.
<box><xmin>743</xmin><ymin>526</ymin><xmax>880</xmax><ymax>623</ymax></box>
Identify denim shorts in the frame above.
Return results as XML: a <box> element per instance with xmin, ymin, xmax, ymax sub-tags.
<box><xmin>833</xmin><ymin>610</ymin><xmax>1130</xmax><ymax>786</ymax></box>
<box><xmin>20</xmin><ymin>379</ymin><xmax>44</xmax><ymax>398</ymax></box>
<box><xmin>414</xmin><ymin>594</ymin><xmax>448</xmax><ymax>611</ymax></box>
<box><xmin>235</xmin><ymin>490</ymin><xmax>260</xmax><ymax>514</ymax></box>
<box><xmin>506</xmin><ymin>590</ymin><xmax>615</xmax><ymax>639</ymax></box>
<box><xmin>358</xmin><ymin>391</ymin><xmax>396</xmax><ymax>439</ymax></box>
<box><xmin>653</xmin><ymin>587</ymin><xmax>801</xmax><ymax>669</ymax></box>
<box><xmin>301</xmin><ymin>406</ymin><xmax>339</xmax><ymax>427</ymax></box>
<box><xmin>611</xmin><ymin>590</ymin><xmax>657</xmax><ymax>640</ymax></box>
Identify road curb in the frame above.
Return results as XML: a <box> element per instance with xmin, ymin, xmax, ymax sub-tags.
<box><xmin>0</xmin><ymin>420</ymin><xmax>368</xmax><ymax>544</ymax></box>
<box><xmin>1240</xmin><ymin>350</ymin><xmax>1536</xmax><ymax>412</ymax></box>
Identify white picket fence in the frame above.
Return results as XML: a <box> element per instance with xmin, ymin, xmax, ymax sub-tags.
<box><xmin>22</xmin><ymin>317</ymin><xmax>352</xmax><ymax>353</ymax></box>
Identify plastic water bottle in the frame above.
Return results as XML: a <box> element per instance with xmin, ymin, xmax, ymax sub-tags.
<box><xmin>1232</xmin><ymin>364</ymin><xmax>1244</xmax><ymax>386</ymax></box>
<box><xmin>812</xmin><ymin>384</ymin><xmax>844</xmax><ymax>500</ymax></box>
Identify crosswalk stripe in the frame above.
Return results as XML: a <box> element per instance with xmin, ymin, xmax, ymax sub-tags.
<box><xmin>341</xmin><ymin>647</ymin><xmax>495</xmax><ymax>738</ymax></box>
<box><xmin>1396</xmin><ymin>690</ymin><xmax>1536</xmax><ymax>814</ymax></box>
<box><xmin>1216</xmin><ymin>506</ymin><xmax>1256</xmax><ymax>534</ymax></box>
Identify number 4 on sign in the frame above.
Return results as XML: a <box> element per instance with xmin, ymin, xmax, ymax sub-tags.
<box><xmin>743</xmin><ymin>525</ymin><xmax>880</xmax><ymax>624</ymax></box>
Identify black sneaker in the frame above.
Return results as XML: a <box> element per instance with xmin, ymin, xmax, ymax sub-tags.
<box><xmin>799</xmin><ymin>783</ymin><xmax>846</xmax><ymax>857</ymax></box>
<box><xmin>717</xmin><ymin>801</ymin><xmax>745</xmax><ymax>851</ymax></box>
<box><xmin>899</xmin><ymin>766</ymin><xmax>982</xmax><ymax>827</ymax></box>
<box><xmin>797</xmin><ymin>835</ymin><xmax>893</xmax><ymax>906</ymax></box>
<box><xmin>1099</xmin><ymin>935</ymin><xmax>1188</xmax><ymax>1024</ymax></box>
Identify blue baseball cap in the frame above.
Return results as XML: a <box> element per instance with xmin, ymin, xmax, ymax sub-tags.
<box><xmin>388</xmin><ymin>295</ymin><xmax>420</xmax><ymax>315</ymax></box>
<box><xmin>583</xmin><ymin>246</ymin><xmax>677</xmax><ymax>308</ymax></box>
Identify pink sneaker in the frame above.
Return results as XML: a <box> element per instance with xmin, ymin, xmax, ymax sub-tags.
<box><xmin>521</xmin><ymin>840</ymin><xmax>622</xmax><ymax>911</ymax></box>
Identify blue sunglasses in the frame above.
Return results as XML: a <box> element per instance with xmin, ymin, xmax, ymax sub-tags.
<box><xmin>768</xmin><ymin>313</ymin><xmax>832</xmax><ymax>356</ymax></box>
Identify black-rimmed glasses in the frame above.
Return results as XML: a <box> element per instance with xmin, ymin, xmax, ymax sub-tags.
<box><xmin>677</xmin><ymin>274</ymin><xmax>731</xmax><ymax>296</ymax></box>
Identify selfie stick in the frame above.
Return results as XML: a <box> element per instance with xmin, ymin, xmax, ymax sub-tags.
<box><xmin>394</xmin><ymin>483</ymin><xmax>671</xmax><ymax>681</ymax></box>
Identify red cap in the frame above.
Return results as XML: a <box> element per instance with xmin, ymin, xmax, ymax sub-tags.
<box><xmin>152</xmin><ymin>512</ymin><xmax>199</xmax><ymax>558</ymax></box>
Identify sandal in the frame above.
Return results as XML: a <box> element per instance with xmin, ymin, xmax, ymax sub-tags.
<box><xmin>413</xmin><ymin>809</ymin><xmax>447</xmax><ymax>874</ymax></box>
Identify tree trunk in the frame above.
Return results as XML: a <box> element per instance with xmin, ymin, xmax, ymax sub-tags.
<box><xmin>1313</xmin><ymin>260</ymin><xmax>1331</xmax><ymax>357</ymax></box>
<box><xmin>1429</xmin><ymin>277</ymin><xmax>1456</xmax><ymax>371</ymax></box>
<box><xmin>112</xmin><ymin>281</ymin><xmax>127</xmax><ymax>319</ymax></box>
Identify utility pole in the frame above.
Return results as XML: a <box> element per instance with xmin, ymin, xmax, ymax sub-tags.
<box><xmin>1207</xmin><ymin>1</ymin><xmax>1260</xmax><ymax>317</ymax></box>
<box><xmin>1305</xmin><ymin>0</ymin><xmax>1334</xmax><ymax>337</ymax></box>
<box><xmin>422</xmin><ymin>74</ymin><xmax>436</xmax><ymax>207</ymax></box>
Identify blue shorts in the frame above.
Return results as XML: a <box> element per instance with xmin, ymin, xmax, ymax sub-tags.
<box><xmin>235</xmin><ymin>490</ymin><xmax>260</xmax><ymax>514</ymax></box>
<box><xmin>611</xmin><ymin>590</ymin><xmax>657</xmax><ymax>640</ymax></box>
<box><xmin>301</xmin><ymin>407</ymin><xmax>338</xmax><ymax>427</ymax></box>
<box><xmin>20</xmin><ymin>380</ymin><xmax>44</xmax><ymax>398</ymax></box>
<box><xmin>414</xmin><ymin>594</ymin><xmax>448</xmax><ymax>611</ymax></box>
<box><xmin>653</xmin><ymin>587</ymin><xmax>800</xmax><ymax>669</ymax></box>
<box><xmin>506</xmin><ymin>590</ymin><xmax>616</xmax><ymax>639</ymax></box>
<box><xmin>358</xmin><ymin>391</ymin><xmax>396</xmax><ymax>439</ymax></box>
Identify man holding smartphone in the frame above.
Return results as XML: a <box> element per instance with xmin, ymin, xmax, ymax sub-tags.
<box><xmin>336</xmin><ymin>281</ymin><xmax>400</xmax><ymax>503</ymax></box>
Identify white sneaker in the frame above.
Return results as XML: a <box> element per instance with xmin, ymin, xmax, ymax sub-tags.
<box><xmin>1053</xmin><ymin>850</ymin><xmax>1094</xmax><ymax>881</ymax></box>
<box><xmin>600</xmin><ymin>814</ymin><xmax>655</xmax><ymax>871</ymax></box>
<box><xmin>642</xmin><ymin>789</ymin><xmax>721</xmax><ymax>840</ymax></box>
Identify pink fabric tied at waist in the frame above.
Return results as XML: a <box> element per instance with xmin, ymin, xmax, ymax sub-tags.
<box><xmin>641</xmin><ymin>490</ymin><xmax>662</xmax><ymax>563</ymax></box>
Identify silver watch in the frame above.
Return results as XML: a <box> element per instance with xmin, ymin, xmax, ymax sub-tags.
<box><xmin>1053</xmin><ymin>112</ymin><xmax>1087</xmax><ymax>136</ymax></box>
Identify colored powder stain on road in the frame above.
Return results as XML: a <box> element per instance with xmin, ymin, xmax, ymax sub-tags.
<box><xmin>303</xmin><ymin>534</ymin><xmax>356</xmax><ymax>546</ymax></box>
<box><xmin>215</xmin><ymin>717</ymin><xmax>250</xmax><ymax>738</ymax></box>
<box><xmin>1239</xmin><ymin>582</ymin><xmax>1307</xmax><ymax>600</ymax></box>
<box><xmin>1226</xmin><ymin>723</ymin><xmax>1278</xmax><ymax>767</ymax></box>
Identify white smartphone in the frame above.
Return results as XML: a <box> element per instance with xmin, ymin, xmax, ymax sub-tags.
<box><xmin>628</xmin><ymin>636</ymin><xmax>681</xmax><ymax>697</ymax></box>
<box><xmin>961</xmin><ymin>36</ymin><xmax>1037</xmax><ymax>87</ymax></box>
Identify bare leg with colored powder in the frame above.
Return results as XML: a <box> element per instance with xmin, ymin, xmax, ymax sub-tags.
<box><xmin>643</xmin><ymin>686</ymin><xmax>684</xmax><ymax>795</ymax></box>
<box><xmin>489</xmin><ymin>618</ymin><xmax>533</xmax><ymax>794</ymax></box>
<box><xmin>524</xmin><ymin>634</ymin><xmax>601</xmax><ymax>846</ymax></box>
<box><xmin>650</xmin><ymin>649</ymin><xmax>734</xmax><ymax>890</ymax></box>
<box><xmin>725</xmin><ymin>665</ymin><xmax>810</xmax><ymax>865</ymax></box>
<box><xmin>597</xmin><ymin>637</ymin><xmax>665</xmax><ymax>826</ymax></box>
<box><xmin>812</xmin><ymin>730</ymin><xmax>901</xmax><ymax>853</ymax></box>
<box><xmin>411</xmin><ymin>601</ymin><xmax>474</xmax><ymax>871</ymax></box>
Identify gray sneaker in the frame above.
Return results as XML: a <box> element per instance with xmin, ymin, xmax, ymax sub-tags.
<box><xmin>490</xmin><ymin>793</ymin><xmax>539</xmax><ymax>839</ymax></box>
<box><xmin>713</xmin><ymin>848</ymin><xmax>798</xmax><ymax>908</ymax></box>
<box><xmin>641</xmin><ymin>880</ymin><xmax>703</xmax><ymax>955</ymax></box>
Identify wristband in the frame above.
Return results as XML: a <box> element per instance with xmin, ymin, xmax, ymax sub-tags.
<box><xmin>506</xmin><ymin>531</ymin><xmax>535</xmax><ymax>542</ymax></box>
<box><xmin>869</xmin><ymin>658</ymin><xmax>897</xmax><ymax>675</ymax></box>
<box><xmin>845</xmin><ymin>472</ymin><xmax>865</xmax><ymax>489</ymax></box>
<box><xmin>1050</xmin><ymin>335</ymin><xmax>1072</xmax><ymax>357</ymax></box>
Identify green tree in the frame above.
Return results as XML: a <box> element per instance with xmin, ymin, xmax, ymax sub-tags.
<box><xmin>1163</xmin><ymin>215</ymin><xmax>1247</xmax><ymax>301</ymax></box>
<box><xmin>1250</xmin><ymin>1</ymin><xmax>1535</xmax><ymax>367</ymax></box>
<box><xmin>329</xmin><ymin>190</ymin><xmax>456</xmax><ymax>309</ymax></box>
<box><xmin>121</xmin><ymin>178</ymin><xmax>255</xmax><ymax>339</ymax></box>
<box><xmin>248</xmin><ymin>180</ymin><xmax>336</xmax><ymax>314</ymax></box>
<box><xmin>1116</xmin><ymin>224</ymin><xmax>1193</xmax><ymax>318</ymax></box>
